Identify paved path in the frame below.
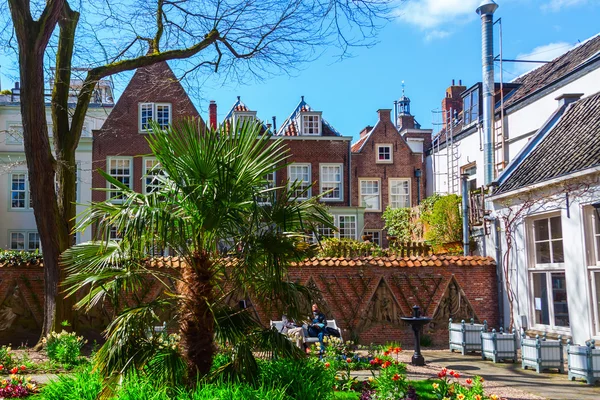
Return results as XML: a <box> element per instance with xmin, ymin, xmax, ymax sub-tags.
<box><xmin>421</xmin><ymin>350</ymin><xmax>600</xmax><ymax>400</ymax></box>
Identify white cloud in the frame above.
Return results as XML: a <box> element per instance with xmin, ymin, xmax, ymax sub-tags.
<box><xmin>541</xmin><ymin>0</ymin><xmax>589</xmax><ymax>12</ymax></box>
<box><xmin>393</xmin><ymin>0</ymin><xmax>481</xmax><ymax>30</ymax></box>
<box><xmin>511</xmin><ymin>42</ymin><xmax>574</xmax><ymax>76</ymax></box>
<box><xmin>425</xmin><ymin>30</ymin><xmax>451</xmax><ymax>41</ymax></box>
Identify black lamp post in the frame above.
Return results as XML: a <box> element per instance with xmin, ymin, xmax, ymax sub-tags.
<box><xmin>414</xmin><ymin>168</ymin><xmax>422</xmax><ymax>205</ymax></box>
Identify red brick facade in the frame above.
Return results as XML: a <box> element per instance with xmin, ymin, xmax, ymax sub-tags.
<box><xmin>91</xmin><ymin>62</ymin><xmax>203</xmax><ymax>203</ymax></box>
<box><xmin>351</xmin><ymin>109</ymin><xmax>428</xmax><ymax>246</ymax></box>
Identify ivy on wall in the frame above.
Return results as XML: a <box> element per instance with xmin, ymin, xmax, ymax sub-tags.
<box><xmin>0</xmin><ymin>250</ymin><xmax>43</xmax><ymax>266</ymax></box>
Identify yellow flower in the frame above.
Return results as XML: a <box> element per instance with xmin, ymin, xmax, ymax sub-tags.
<box><xmin>442</xmin><ymin>397</ymin><xmax>450</xmax><ymax>400</ymax></box>
<box><xmin>368</xmin><ymin>377</ymin><xmax>374</xmax><ymax>382</ymax></box>
<box><xmin>6</xmin><ymin>347</ymin><xmax>11</xmax><ymax>352</ymax></box>
<box><xmin>457</xmin><ymin>394</ymin><xmax>465</xmax><ymax>400</ymax></box>
<box><xmin>432</xmin><ymin>383</ymin><xmax>439</xmax><ymax>389</ymax></box>
<box><xmin>490</xmin><ymin>396</ymin><xmax>499</xmax><ymax>400</ymax></box>
<box><xmin>475</xmin><ymin>395</ymin><xmax>482</xmax><ymax>400</ymax></box>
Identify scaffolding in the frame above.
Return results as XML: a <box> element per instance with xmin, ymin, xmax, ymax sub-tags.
<box><xmin>431</xmin><ymin>107</ymin><xmax>461</xmax><ymax>195</ymax></box>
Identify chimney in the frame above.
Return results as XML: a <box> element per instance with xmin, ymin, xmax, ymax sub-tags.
<box><xmin>555</xmin><ymin>93</ymin><xmax>583</xmax><ymax>107</ymax></box>
<box><xmin>209</xmin><ymin>100</ymin><xmax>217</xmax><ymax>129</ymax></box>
<box><xmin>360</xmin><ymin>125</ymin><xmax>373</xmax><ymax>138</ymax></box>
<box><xmin>377</xmin><ymin>109</ymin><xmax>392</xmax><ymax>122</ymax></box>
<box><xmin>441</xmin><ymin>79</ymin><xmax>466</xmax><ymax>128</ymax></box>
<box><xmin>476</xmin><ymin>0</ymin><xmax>499</xmax><ymax>186</ymax></box>
<box><xmin>272</xmin><ymin>116</ymin><xmax>277</xmax><ymax>132</ymax></box>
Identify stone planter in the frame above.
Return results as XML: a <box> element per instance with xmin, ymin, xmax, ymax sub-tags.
<box><xmin>449</xmin><ymin>318</ymin><xmax>487</xmax><ymax>355</ymax></box>
<box><xmin>481</xmin><ymin>328</ymin><xmax>517</xmax><ymax>363</ymax></box>
<box><xmin>567</xmin><ymin>340</ymin><xmax>600</xmax><ymax>385</ymax></box>
<box><xmin>521</xmin><ymin>330</ymin><xmax>564</xmax><ymax>373</ymax></box>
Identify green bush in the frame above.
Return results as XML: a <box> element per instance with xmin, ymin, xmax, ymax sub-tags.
<box><xmin>0</xmin><ymin>250</ymin><xmax>42</xmax><ymax>266</ymax></box>
<box><xmin>33</xmin><ymin>366</ymin><xmax>102</xmax><ymax>400</ymax></box>
<box><xmin>178</xmin><ymin>382</ymin><xmax>287</xmax><ymax>400</ymax></box>
<box><xmin>0</xmin><ymin>345</ymin><xmax>14</xmax><ymax>369</ymax></box>
<box><xmin>317</xmin><ymin>238</ymin><xmax>383</xmax><ymax>258</ymax></box>
<box><xmin>422</xmin><ymin>194</ymin><xmax>462</xmax><ymax>245</ymax></box>
<box><xmin>43</xmin><ymin>330</ymin><xmax>86</xmax><ymax>367</ymax></box>
<box><xmin>114</xmin><ymin>371</ymin><xmax>170</xmax><ymax>400</ymax></box>
<box><xmin>382</xmin><ymin>207</ymin><xmax>416</xmax><ymax>241</ymax></box>
<box><xmin>258</xmin><ymin>357</ymin><xmax>336</xmax><ymax>400</ymax></box>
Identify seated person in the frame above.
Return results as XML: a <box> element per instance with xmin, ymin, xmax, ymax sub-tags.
<box><xmin>281</xmin><ymin>314</ymin><xmax>304</xmax><ymax>349</ymax></box>
<box><xmin>307</xmin><ymin>304</ymin><xmax>327</xmax><ymax>352</ymax></box>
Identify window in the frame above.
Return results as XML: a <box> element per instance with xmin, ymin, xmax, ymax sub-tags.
<box><xmin>301</xmin><ymin>114</ymin><xmax>320</xmax><ymax>135</ymax></box>
<box><xmin>338</xmin><ymin>215</ymin><xmax>357</xmax><ymax>239</ymax></box>
<box><xmin>320</xmin><ymin>164</ymin><xmax>342</xmax><ymax>201</ymax></box>
<box><xmin>528</xmin><ymin>214</ymin><xmax>569</xmax><ymax>331</ymax></box>
<box><xmin>9</xmin><ymin>231</ymin><xmax>40</xmax><ymax>251</ymax></box>
<box><xmin>288</xmin><ymin>164</ymin><xmax>311</xmax><ymax>200</ymax></box>
<box><xmin>317</xmin><ymin>222</ymin><xmax>335</xmax><ymax>240</ymax></box>
<box><xmin>376</xmin><ymin>144</ymin><xmax>393</xmax><ymax>163</ymax></box>
<box><xmin>109</xmin><ymin>226</ymin><xmax>122</xmax><ymax>241</ymax></box>
<box><xmin>461</xmin><ymin>163</ymin><xmax>477</xmax><ymax>192</ymax></box>
<box><xmin>257</xmin><ymin>171</ymin><xmax>276</xmax><ymax>205</ymax></box>
<box><xmin>10</xmin><ymin>232</ymin><xmax>24</xmax><ymax>250</ymax></box>
<box><xmin>10</xmin><ymin>173</ymin><xmax>28</xmax><ymax>209</ymax></box>
<box><xmin>6</xmin><ymin>124</ymin><xmax>23</xmax><ymax>145</ymax></box>
<box><xmin>463</xmin><ymin>87</ymin><xmax>480</xmax><ymax>125</ymax></box>
<box><xmin>363</xmin><ymin>230</ymin><xmax>381</xmax><ymax>246</ymax></box>
<box><xmin>389</xmin><ymin>179</ymin><xmax>411</xmax><ymax>209</ymax></box>
<box><xmin>28</xmin><ymin>232</ymin><xmax>40</xmax><ymax>251</ymax></box>
<box><xmin>233</xmin><ymin>112</ymin><xmax>257</xmax><ymax>130</ymax></box>
<box><xmin>143</xmin><ymin>158</ymin><xmax>164</xmax><ymax>194</ymax></box>
<box><xmin>359</xmin><ymin>179</ymin><xmax>381</xmax><ymax>212</ymax></box>
<box><xmin>107</xmin><ymin>158</ymin><xmax>132</xmax><ymax>201</ymax></box>
<box><xmin>585</xmin><ymin>207</ymin><xmax>600</xmax><ymax>335</ymax></box>
<box><xmin>533</xmin><ymin>216</ymin><xmax>564</xmax><ymax>265</ymax></box>
<box><xmin>139</xmin><ymin>103</ymin><xmax>171</xmax><ymax>132</ymax></box>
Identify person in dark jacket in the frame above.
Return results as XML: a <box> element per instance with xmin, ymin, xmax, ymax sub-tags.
<box><xmin>307</xmin><ymin>304</ymin><xmax>327</xmax><ymax>352</ymax></box>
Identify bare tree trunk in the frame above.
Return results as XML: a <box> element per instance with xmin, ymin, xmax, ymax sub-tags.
<box><xmin>179</xmin><ymin>251</ymin><xmax>215</xmax><ymax>380</ymax></box>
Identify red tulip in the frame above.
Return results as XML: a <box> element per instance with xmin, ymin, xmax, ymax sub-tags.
<box><xmin>454</xmin><ymin>372</ymin><xmax>460</xmax><ymax>378</ymax></box>
<box><xmin>324</xmin><ymin>362</ymin><xmax>330</xmax><ymax>368</ymax></box>
<box><xmin>0</xmin><ymin>365</ymin><xmax>3</xmax><ymax>371</ymax></box>
<box><xmin>392</xmin><ymin>373</ymin><xmax>400</xmax><ymax>381</ymax></box>
<box><xmin>20</xmin><ymin>365</ymin><xmax>26</xmax><ymax>371</ymax></box>
<box><xmin>382</xmin><ymin>361</ymin><xmax>392</xmax><ymax>368</ymax></box>
<box><xmin>346</xmin><ymin>358</ymin><xmax>352</xmax><ymax>363</ymax></box>
<box><xmin>10</xmin><ymin>367</ymin><xmax>18</xmax><ymax>374</ymax></box>
<box><xmin>466</xmin><ymin>378</ymin><xmax>473</xmax><ymax>385</ymax></box>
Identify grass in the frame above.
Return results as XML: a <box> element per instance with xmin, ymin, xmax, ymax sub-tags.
<box><xmin>333</xmin><ymin>391</ymin><xmax>360</xmax><ymax>399</ymax></box>
<box><xmin>408</xmin><ymin>379</ymin><xmax>439</xmax><ymax>400</ymax></box>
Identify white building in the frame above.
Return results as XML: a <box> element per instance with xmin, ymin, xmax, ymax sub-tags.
<box><xmin>487</xmin><ymin>91</ymin><xmax>600</xmax><ymax>345</ymax></box>
<box><xmin>0</xmin><ymin>81</ymin><xmax>114</xmax><ymax>250</ymax></box>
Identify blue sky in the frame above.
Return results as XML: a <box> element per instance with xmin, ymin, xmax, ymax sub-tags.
<box><xmin>1</xmin><ymin>0</ymin><xmax>599</xmax><ymax>143</ymax></box>
<box><xmin>200</xmin><ymin>0</ymin><xmax>600</xmax><ymax>141</ymax></box>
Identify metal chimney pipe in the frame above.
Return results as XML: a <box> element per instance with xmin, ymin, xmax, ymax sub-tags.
<box><xmin>476</xmin><ymin>0</ymin><xmax>499</xmax><ymax>185</ymax></box>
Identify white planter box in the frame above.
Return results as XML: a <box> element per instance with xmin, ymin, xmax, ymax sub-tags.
<box><xmin>567</xmin><ymin>340</ymin><xmax>600</xmax><ymax>385</ymax></box>
<box><xmin>481</xmin><ymin>328</ymin><xmax>517</xmax><ymax>363</ymax></box>
<box><xmin>449</xmin><ymin>318</ymin><xmax>487</xmax><ymax>355</ymax></box>
<box><xmin>521</xmin><ymin>331</ymin><xmax>564</xmax><ymax>373</ymax></box>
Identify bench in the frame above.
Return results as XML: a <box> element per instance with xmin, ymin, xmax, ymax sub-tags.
<box><xmin>270</xmin><ymin>319</ymin><xmax>343</xmax><ymax>344</ymax></box>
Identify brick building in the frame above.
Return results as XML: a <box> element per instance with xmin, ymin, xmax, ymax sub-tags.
<box><xmin>91</xmin><ymin>62</ymin><xmax>204</xmax><ymax>229</ymax></box>
<box><xmin>350</xmin><ymin>93</ymin><xmax>431</xmax><ymax>246</ymax></box>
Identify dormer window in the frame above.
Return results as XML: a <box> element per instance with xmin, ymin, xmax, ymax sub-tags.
<box><xmin>233</xmin><ymin>111</ymin><xmax>257</xmax><ymax>130</ymax></box>
<box><xmin>139</xmin><ymin>103</ymin><xmax>171</xmax><ymax>132</ymax></box>
<box><xmin>298</xmin><ymin>112</ymin><xmax>321</xmax><ymax>135</ymax></box>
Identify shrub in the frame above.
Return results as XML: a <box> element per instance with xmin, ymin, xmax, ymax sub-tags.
<box><xmin>0</xmin><ymin>345</ymin><xmax>14</xmax><ymax>369</ymax></box>
<box><xmin>374</xmin><ymin>361</ymin><xmax>407</xmax><ymax>399</ymax></box>
<box><xmin>382</xmin><ymin>207</ymin><xmax>416</xmax><ymax>241</ymax></box>
<box><xmin>115</xmin><ymin>371</ymin><xmax>170</xmax><ymax>400</ymax></box>
<box><xmin>317</xmin><ymin>238</ymin><xmax>383</xmax><ymax>258</ymax></box>
<box><xmin>422</xmin><ymin>194</ymin><xmax>462</xmax><ymax>245</ymax></box>
<box><xmin>258</xmin><ymin>357</ymin><xmax>336</xmax><ymax>400</ymax></box>
<box><xmin>34</xmin><ymin>366</ymin><xmax>102</xmax><ymax>400</ymax></box>
<box><xmin>178</xmin><ymin>382</ymin><xmax>287</xmax><ymax>400</ymax></box>
<box><xmin>43</xmin><ymin>330</ymin><xmax>86</xmax><ymax>367</ymax></box>
<box><xmin>0</xmin><ymin>249</ymin><xmax>42</xmax><ymax>265</ymax></box>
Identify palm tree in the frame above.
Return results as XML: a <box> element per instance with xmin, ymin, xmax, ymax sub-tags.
<box><xmin>61</xmin><ymin>119</ymin><xmax>333</xmax><ymax>384</ymax></box>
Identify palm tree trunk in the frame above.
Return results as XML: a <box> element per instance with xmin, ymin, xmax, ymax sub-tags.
<box><xmin>179</xmin><ymin>251</ymin><xmax>215</xmax><ymax>380</ymax></box>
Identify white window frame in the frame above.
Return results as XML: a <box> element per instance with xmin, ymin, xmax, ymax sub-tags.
<box><xmin>526</xmin><ymin>212</ymin><xmax>569</xmax><ymax>333</ymax></box>
<box><xmin>139</xmin><ymin>103</ymin><xmax>172</xmax><ymax>132</ymax></box>
<box><xmin>257</xmin><ymin>171</ymin><xmax>276</xmax><ymax>205</ymax></box>
<box><xmin>338</xmin><ymin>215</ymin><xmax>357</xmax><ymax>240</ymax></box>
<box><xmin>376</xmin><ymin>144</ymin><xmax>393</xmax><ymax>164</ymax></box>
<box><xmin>288</xmin><ymin>163</ymin><xmax>311</xmax><ymax>200</ymax></box>
<box><xmin>363</xmin><ymin>230</ymin><xmax>381</xmax><ymax>246</ymax></box>
<box><xmin>8</xmin><ymin>230</ymin><xmax>40</xmax><ymax>251</ymax></box>
<box><xmin>106</xmin><ymin>157</ymin><xmax>133</xmax><ymax>202</ymax></box>
<box><xmin>300</xmin><ymin>112</ymin><xmax>321</xmax><ymax>136</ymax></box>
<box><xmin>9</xmin><ymin>172</ymin><xmax>31</xmax><ymax>211</ymax></box>
<box><xmin>317</xmin><ymin>215</ymin><xmax>337</xmax><ymax>241</ymax></box>
<box><xmin>233</xmin><ymin>111</ymin><xmax>257</xmax><ymax>130</ymax></box>
<box><xmin>143</xmin><ymin>157</ymin><xmax>164</xmax><ymax>194</ymax></box>
<box><xmin>319</xmin><ymin>163</ymin><xmax>343</xmax><ymax>201</ymax></box>
<box><xmin>359</xmin><ymin>178</ymin><xmax>381</xmax><ymax>212</ymax></box>
<box><xmin>584</xmin><ymin>206</ymin><xmax>600</xmax><ymax>337</ymax></box>
<box><xmin>5</xmin><ymin>122</ymin><xmax>23</xmax><ymax>145</ymax></box>
<box><xmin>388</xmin><ymin>178</ymin><xmax>411</xmax><ymax>209</ymax></box>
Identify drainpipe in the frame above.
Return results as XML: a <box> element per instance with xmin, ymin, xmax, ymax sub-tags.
<box><xmin>476</xmin><ymin>0</ymin><xmax>499</xmax><ymax>185</ymax></box>
<box><xmin>486</xmin><ymin>215</ymin><xmax>504</xmax><ymax>329</ymax></box>
<box><xmin>461</xmin><ymin>174</ymin><xmax>470</xmax><ymax>255</ymax></box>
<box><xmin>348</xmin><ymin>140</ymin><xmax>352</xmax><ymax>207</ymax></box>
